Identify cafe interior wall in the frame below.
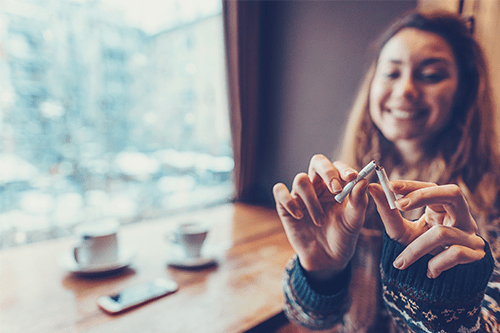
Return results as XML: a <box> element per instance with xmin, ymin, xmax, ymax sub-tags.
<box><xmin>252</xmin><ymin>0</ymin><xmax>417</xmax><ymax>205</ymax></box>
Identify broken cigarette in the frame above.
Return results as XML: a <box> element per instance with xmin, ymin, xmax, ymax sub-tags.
<box><xmin>375</xmin><ymin>165</ymin><xmax>397</xmax><ymax>210</ymax></box>
<box><xmin>335</xmin><ymin>160</ymin><xmax>376</xmax><ymax>203</ymax></box>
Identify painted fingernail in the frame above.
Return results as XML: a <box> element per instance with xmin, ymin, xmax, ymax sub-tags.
<box><xmin>331</xmin><ymin>179</ymin><xmax>342</xmax><ymax>193</ymax></box>
<box><xmin>393</xmin><ymin>256</ymin><xmax>404</xmax><ymax>269</ymax></box>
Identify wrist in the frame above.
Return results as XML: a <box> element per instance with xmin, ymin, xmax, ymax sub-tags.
<box><xmin>296</xmin><ymin>258</ymin><xmax>351</xmax><ymax>296</ymax></box>
<box><xmin>298</xmin><ymin>255</ymin><xmax>349</xmax><ymax>282</ymax></box>
<box><xmin>288</xmin><ymin>256</ymin><xmax>351</xmax><ymax>310</ymax></box>
<box><xmin>305</xmin><ymin>265</ymin><xmax>346</xmax><ymax>283</ymax></box>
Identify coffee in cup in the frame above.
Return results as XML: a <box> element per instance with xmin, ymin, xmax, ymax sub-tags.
<box><xmin>171</xmin><ymin>222</ymin><xmax>209</xmax><ymax>258</ymax></box>
<box><xmin>73</xmin><ymin>218</ymin><xmax>120</xmax><ymax>267</ymax></box>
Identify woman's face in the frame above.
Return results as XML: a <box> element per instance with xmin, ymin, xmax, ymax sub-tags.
<box><xmin>369</xmin><ymin>28</ymin><xmax>459</xmax><ymax>146</ymax></box>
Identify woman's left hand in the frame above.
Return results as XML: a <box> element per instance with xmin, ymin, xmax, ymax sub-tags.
<box><xmin>368</xmin><ymin>180</ymin><xmax>486</xmax><ymax>279</ymax></box>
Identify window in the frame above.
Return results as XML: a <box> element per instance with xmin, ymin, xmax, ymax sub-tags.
<box><xmin>0</xmin><ymin>0</ymin><xmax>234</xmax><ymax>249</ymax></box>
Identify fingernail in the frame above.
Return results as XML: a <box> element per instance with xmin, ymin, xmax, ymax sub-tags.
<box><xmin>393</xmin><ymin>256</ymin><xmax>404</xmax><ymax>269</ymax></box>
<box><xmin>397</xmin><ymin>198</ymin><xmax>410</xmax><ymax>208</ymax></box>
<box><xmin>331</xmin><ymin>179</ymin><xmax>342</xmax><ymax>193</ymax></box>
<box><xmin>391</xmin><ymin>181</ymin><xmax>401</xmax><ymax>191</ymax></box>
<box><xmin>427</xmin><ymin>269</ymin><xmax>434</xmax><ymax>279</ymax></box>
<box><xmin>345</xmin><ymin>171</ymin><xmax>355</xmax><ymax>179</ymax></box>
<box><xmin>294</xmin><ymin>209</ymin><xmax>303</xmax><ymax>219</ymax></box>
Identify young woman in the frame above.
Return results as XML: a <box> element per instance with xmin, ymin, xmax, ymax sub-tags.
<box><xmin>273</xmin><ymin>10</ymin><xmax>500</xmax><ymax>332</ymax></box>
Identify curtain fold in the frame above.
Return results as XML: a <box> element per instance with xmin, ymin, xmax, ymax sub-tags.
<box><xmin>223</xmin><ymin>1</ymin><xmax>262</xmax><ymax>202</ymax></box>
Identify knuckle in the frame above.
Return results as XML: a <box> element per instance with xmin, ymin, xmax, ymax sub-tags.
<box><xmin>471</xmin><ymin>235</ymin><xmax>485</xmax><ymax>250</ymax></box>
<box><xmin>431</xmin><ymin>225</ymin><xmax>450</xmax><ymax>243</ymax></box>
<box><xmin>446</xmin><ymin>184</ymin><xmax>463</xmax><ymax>197</ymax></box>
<box><xmin>446</xmin><ymin>246</ymin><xmax>467</xmax><ymax>263</ymax></box>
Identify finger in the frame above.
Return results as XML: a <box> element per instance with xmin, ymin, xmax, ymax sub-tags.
<box><xmin>395</xmin><ymin>184</ymin><xmax>474</xmax><ymax>232</ymax></box>
<box><xmin>368</xmin><ymin>183</ymin><xmax>408</xmax><ymax>242</ymax></box>
<box><xmin>308</xmin><ymin>154</ymin><xmax>342</xmax><ymax>193</ymax></box>
<box><xmin>423</xmin><ymin>206</ymin><xmax>447</xmax><ymax>226</ymax></box>
<box><xmin>273</xmin><ymin>183</ymin><xmax>304</xmax><ymax>220</ymax></box>
<box><xmin>332</xmin><ymin>160</ymin><xmax>357</xmax><ymax>183</ymax></box>
<box><xmin>342</xmin><ymin>180</ymin><xmax>369</xmax><ymax>231</ymax></box>
<box><xmin>427</xmin><ymin>244</ymin><xmax>486</xmax><ymax>279</ymax></box>
<box><xmin>393</xmin><ymin>225</ymin><xmax>484</xmax><ymax>270</ymax></box>
<box><xmin>349</xmin><ymin>179</ymin><xmax>369</xmax><ymax>209</ymax></box>
<box><xmin>291</xmin><ymin>173</ymin><xmax>326</xmax><ymax>226</ymax></box>
<box><xmin>390</xmin><ymin>180</ymin><xmax>437</xmax><ymax>196</ymax></box>
<box><xmin>392</xmin><ymin>180</ymin><xmax>444</xmax><ymax>215</ymax></box>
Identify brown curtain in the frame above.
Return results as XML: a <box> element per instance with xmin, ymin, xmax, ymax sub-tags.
<box><xmin>223</xmin><ymin>1</ymin><xmax>262</xmax><ymax>202</ymax></box>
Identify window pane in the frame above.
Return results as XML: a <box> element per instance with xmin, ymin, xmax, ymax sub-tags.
<box><xmin>0</xmin><ymin>0</ymin><xmax>234</xmax><ymax>249</ymax></box>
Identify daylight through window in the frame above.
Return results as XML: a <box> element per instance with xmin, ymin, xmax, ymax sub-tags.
<box><xmin>0</xmin><ymin>0</ymin><xmax>234</xmax><ymax>249</ymax></box>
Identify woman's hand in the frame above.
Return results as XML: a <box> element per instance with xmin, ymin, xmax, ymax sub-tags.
<box><xmin>368</xmin><ymin>180</ymin><xmax>485</xmax><ymax>278</ymax></box>
<box><xmin>273</xmin><ymin>155</ymin><xmax>370</xmax><ymax>281</ymax></box>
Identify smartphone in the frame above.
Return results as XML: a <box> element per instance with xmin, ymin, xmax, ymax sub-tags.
<box><xmin>97</xmin><ymin>278</ymin><xmax>178</xmax><ymax>314</ymax></box>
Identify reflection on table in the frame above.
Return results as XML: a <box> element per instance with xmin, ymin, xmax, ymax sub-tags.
<box><xmin>0</xmin><ymin>203</ymin><xmax>295</xmax><ymax>333</ymax></box>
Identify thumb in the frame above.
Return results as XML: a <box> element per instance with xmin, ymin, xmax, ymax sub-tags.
<box><xmin>368</xmin><ymin>183</ymin><xmax>406</xmax><ymax>241</ymax></box>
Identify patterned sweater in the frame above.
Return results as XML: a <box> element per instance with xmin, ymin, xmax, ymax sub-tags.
<box><xmin>283</xmin><ymin>229</ymin><xmax>500</xmax><ymax>332</ymax></box>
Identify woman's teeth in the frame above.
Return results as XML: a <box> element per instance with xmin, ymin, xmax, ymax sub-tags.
<box><xmin>390</xmin><ymin>109</ymin><xmax>423</xmax><ymax>119</ymax></box>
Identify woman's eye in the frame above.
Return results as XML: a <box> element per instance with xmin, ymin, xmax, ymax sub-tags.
<box><xmin>384</xmin><ymin>72</ymin><xmax>400</xmax><ymax>79</ymax></box>
<box><xmin>419</xmin><ymin>72</ymin><xmax>447</xmax><ymax>83</ymax></box>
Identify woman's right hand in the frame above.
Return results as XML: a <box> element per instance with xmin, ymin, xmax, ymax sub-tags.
<box><xmin>273</xmin><ymin>155</ymin><xmax>370</xmax><ymax>282</ymax></box>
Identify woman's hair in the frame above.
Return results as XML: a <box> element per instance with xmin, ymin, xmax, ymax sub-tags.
<box><xmin>340</xmin><ymin>10</ymin><xmax>500</xmax><ymax>217</ymax></box>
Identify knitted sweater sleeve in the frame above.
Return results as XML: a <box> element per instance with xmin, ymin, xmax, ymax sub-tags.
<box><xmin>282</xmin><ymin>235</ymin><xmax>499</xmax><ymax>332</ymax></box>
<box><xmin>381</xmin><ymin>233</ymin><xmax>497</xmax><ymax>332</ymax></box>
<box><xmin>282</xmin><ymin>255</ymin><xmax>351</xmax><ymax>330</ymax></box>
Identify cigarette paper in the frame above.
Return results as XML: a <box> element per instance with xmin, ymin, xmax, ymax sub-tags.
<box><xmin>375</xmin><ymin>165</ymin><xmax>397</xmax><ymax>210</ymax></box>
<box><xmin>335</xmin><ymin>160</ymin><xmax>376</xmax><ymax>203</ymax></box>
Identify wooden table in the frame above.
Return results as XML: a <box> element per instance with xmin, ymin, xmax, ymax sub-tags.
<box><xmin>0</xmin><ymin>203</ymin><xmax>295</xmax><ymax>333</ymax></box>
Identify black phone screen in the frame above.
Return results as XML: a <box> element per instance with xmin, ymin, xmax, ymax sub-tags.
<box><xmin>109</xmin><ymin>282</ymin><xmax>168</xmax><ymax>306</ymax></box>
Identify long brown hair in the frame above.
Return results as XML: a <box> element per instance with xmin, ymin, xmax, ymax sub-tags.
<box><xmin>340</xmin><ymin>10</ymin><xmax>500</xmax><ymax>219</ymax></box>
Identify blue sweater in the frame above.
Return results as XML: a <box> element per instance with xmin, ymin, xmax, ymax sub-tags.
<box><xmin>283</xmin><ymin>232</ymin><xmax>499</xmax><ymax>332</ymax></box>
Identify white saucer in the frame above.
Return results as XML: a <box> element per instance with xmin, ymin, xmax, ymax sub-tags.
<box><xmin>59</xmin><ymin>247</ymin><xmax>136</xmax><ymax>274</ymax></box>
<box><xmin>166</xmin><ymin>245</ymin><xmax>218</xmax><ymax>268</ymax></box>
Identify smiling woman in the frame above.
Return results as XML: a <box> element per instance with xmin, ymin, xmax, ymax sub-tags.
<box><xmin>369</xmin><ymin>28</ymin><xmax>459</xmax><ymax>158</ymax></box>
<box><xmin>0</xmin><ymin>0</ymin><xmax>234</xmax><ymax>249</ymax></box>
<box><xmin>273</xmin><ymin>10</ymin><xmax>500</xmax><ymax>332</ymax></box>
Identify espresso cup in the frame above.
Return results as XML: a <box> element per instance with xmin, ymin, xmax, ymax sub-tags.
<box><xmin>171</xmin><ymin>222</ymin><xmax>209</xmax><ymax>258</ymax></box>
<box><xmin>73</xmin><ymin>219</ymin><xmax>120</xmax><ymax>267</ymax></box>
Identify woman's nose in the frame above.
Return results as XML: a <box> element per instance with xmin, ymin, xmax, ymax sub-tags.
<box><xmin>395</xmin><ymin>75</ymin><xmax>420</xmax><ymax>101</ymax></box>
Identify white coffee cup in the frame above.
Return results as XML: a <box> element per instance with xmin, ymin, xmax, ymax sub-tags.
<box><xmin>171</xmin><ymin>222</ymin><xmax>209</xmax><ymax>258</ymax></box>
<box><xmin>73</xmin><ymin>219</ymin><xmax>120</xmax><ymax>267</ymax></box>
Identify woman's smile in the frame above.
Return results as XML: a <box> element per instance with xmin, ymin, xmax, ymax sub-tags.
<box><xmin>369</xmin><ymin>28</ymin><xmax>458</xmax><ymax>146</ymax></box>
<box><xmin>384</xmin><ymin>107</ymin><xmax>428</xmax><ymax>120</ymax></box>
